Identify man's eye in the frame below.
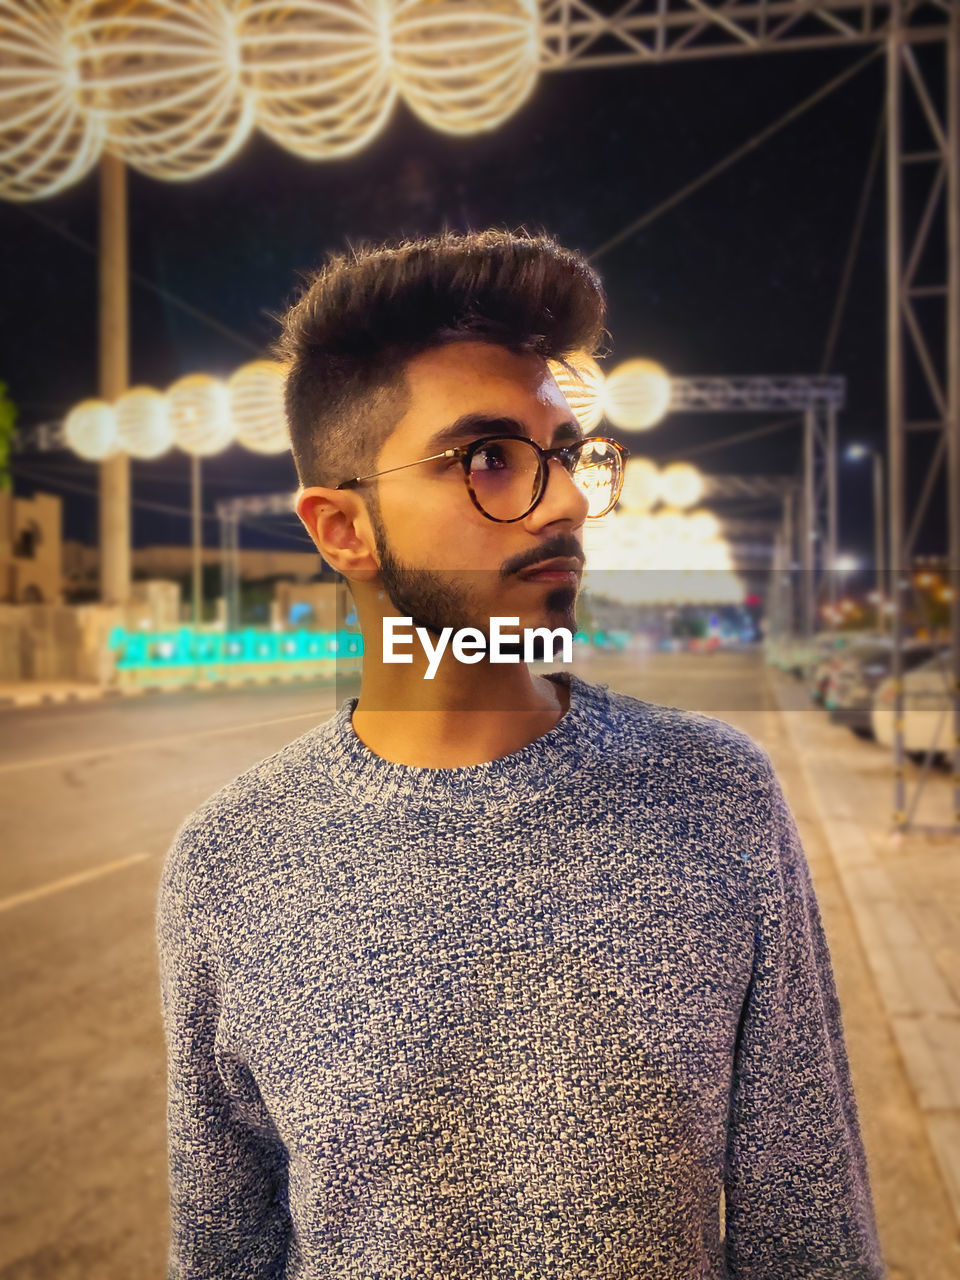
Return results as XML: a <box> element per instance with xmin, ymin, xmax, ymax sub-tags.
<box><xmin>470</xmin><ymin>445</ymin><xmax>508</xmax><ymax>471</ymax></box>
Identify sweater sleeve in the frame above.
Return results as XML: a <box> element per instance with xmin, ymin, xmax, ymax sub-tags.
<box><xmin>156</xmin><ymin>821</ymin><xmax>292</xmax><ymax>1279</ymax></box>
<box><xmin>723</xmin><ymin>757</ymin><xmax>886</xmax><ymax>1279</ymax></box>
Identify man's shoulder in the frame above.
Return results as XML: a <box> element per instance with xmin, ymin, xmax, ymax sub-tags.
<box><xmin>586</xmin><ymin>676</ymin><xmax>773</xmax><ymax>786</ymax></box>
<box><xmin>162</xmin><ymin>706</ymin><xmax>342</xmax><ymax>875</ymax></box>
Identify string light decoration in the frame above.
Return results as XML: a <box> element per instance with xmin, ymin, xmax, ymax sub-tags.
<box><xmin>618</xmin><ymin>457</ymin><xmax>661</xmax><ymax>513</ymax></box>
<box><xmin>658</xmin><ymin>461</ymin><xmax>704</xmax><ymax>509</ymax></box>
<box><xmin>1</xmin><ymin>0</ymin><xmax>543</xmax><ymax>198</ymax></box>
<box><xmin>390</xmin><ymin>0</ymin><xmax>539</xmax><ymax>136</ymax></box>
<box><xmin>64</xmin><ymin>398</ymin><xmax>118</xmax><ymax>460</ymax></box>
<box><xmin>602</xmin><ymin>358</ymin><xmax>672</xmax><ymax>431</ymax></box>
<box><xmin>167</xmin><ymin>373</ymin><xmax>235</xmax><ymax>455</ymax></box>
<box><xmin>114</xmin><ymin>385</ymin><xmax>173</xmax><ymax>458</ymax></box>
<box><xmin>235</xmin><ymin>0</ymin><xmax>397</xmax><ymax>161</ymax></box>
<box><xmin>548</xmin><ymin>350</ymin><xmax>605</xmax><ymax>433</ymax></box>
<box><xmin>0</xmin><ymin>0</ymin><xmax>105</xmax><ymax>201</ymax></box>
<box><xmin>68</xmin><ymin>0</ymin><xmax>254</xmax><ymax>180</ymax></box>
<box><xmin>582</xmin><ymin>507</ymin><xmax>742</xmax><ymax>603</ymax></box>
<box><xmin>227</xmin><ymin>359</ymin><xmax>290</xmax><ymax>454</ymax></box>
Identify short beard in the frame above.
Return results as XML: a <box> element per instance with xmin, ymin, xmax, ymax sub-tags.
<box><xmin>368</xmin><ymin>502</ymin><xmax>578</xmax><ymax>660</ymax></box>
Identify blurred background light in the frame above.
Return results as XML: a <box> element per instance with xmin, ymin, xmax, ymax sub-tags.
<box><xmin>69</xmin><ymin>0</ymin><xmax>254</xmax><ymax>180</ymax></box>
<box><xmin>548</xmin><ymin>350</ymin><xmax>605</xmax><ymax>433</ymax></box>
<box><xmin>167</xmin><ymin>374</ymin><xmax>235</xmax><ymax>456</ymax></box>
<box><xmin>601</xmin><ymin>358</ymin><xmax>672</xmax><ymax>431</ymax></box>
<box><xmin>64</xmin><ymin>398</ymin><xmax>119</xmax><ymax>460</ymax></box>
<box><xmin>227</xmin><ymin>360</ymin><xmax>291</xmax><ymax>455</ymax></box>
<box><xmin>235</xmin><ymin>0</ymin><xmax>397</xmax><ymax>161</ymax></box>
<box><xmin>0</xmin><ymin>0</ymin><xmax>105</xmax><ymax>201</ymax></box>
<box><xmin>114</xmin><ymin>386</ymin><xmax>174</xmax><ymax>459</ymax></box>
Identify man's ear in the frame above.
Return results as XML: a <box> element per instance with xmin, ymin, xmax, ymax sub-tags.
<box><xmin>295</xmin><ymin>486</ymin><xmax>380</xmax><ymax>583</ymax></box>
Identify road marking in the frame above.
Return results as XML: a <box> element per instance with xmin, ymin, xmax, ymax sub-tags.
<box><xmin>0</xmin><ymin>853</ymin><xmax>151</xmax><ymax>914</ymax></box>
<box><xmin>0</xmin><ymin>709</ymin><xmax>328</xmax><ymax>776</ymax></box>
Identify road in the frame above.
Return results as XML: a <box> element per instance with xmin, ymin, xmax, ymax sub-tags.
<box><xmin>1</xmin><ymin>649</ymin><xmax>957</xmax><ymax>1278</ymax></box>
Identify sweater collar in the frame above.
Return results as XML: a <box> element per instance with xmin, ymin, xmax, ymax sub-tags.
<box><xmin>313</xmin><ymin>671</ymin><xmax>616</xmax><ymax>815</ymax></box>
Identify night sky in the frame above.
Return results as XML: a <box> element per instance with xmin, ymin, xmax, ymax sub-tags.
<box><xmin>5</xmin><ymin>42</ymin><xmax>917</xmax><ymax>566</ymax></box>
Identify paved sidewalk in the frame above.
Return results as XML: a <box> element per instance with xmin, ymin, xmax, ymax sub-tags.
<box><xmin>766</xmin><ymin>668</ymin><xmax>960</xmax><ymax>1278</ymax></box>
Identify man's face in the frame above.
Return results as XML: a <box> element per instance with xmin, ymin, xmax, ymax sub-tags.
<box><xmin>365</xmin><ymin>341</ymin><xmax>591</xmax><ymax>645</ymax></box>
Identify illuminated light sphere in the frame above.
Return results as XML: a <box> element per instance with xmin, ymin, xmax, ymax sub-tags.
<box><xmin>548</xmin><ymin>350</ymin><xmax>605</xmax><ymax>433</ymax></box>
<box><xmin>227</xmin><ymin>360</ymin><xmax>291</xmax><ymax>454</ymax></box>
<box><xmin>114</xmin><ymin>385</ymin><xmax>173</xmax><ymax>458</ymax></box>
<box><xmin>236</xmin><ymin>0</ymin><xmax>396</xmax><ymax>160</ymax></box>
<box><xmin>64</xmin><ymin>398</ymin><xmax>118</xmax><ymax>460</ymax></box>
<box><xmin>602</xmin><ymin>358</ymin><xmax>672</xmax><ymax>431</ymax></box>
<box><xmin>659</xmin><ymin>461</ymin><xmax>703</xmax><ymax>510</ymax></box>
<box><xmin>167</xmin><ymin>373</ymin><xmax>234</xmax><ymax>455</ymax></box>
<box><xmin>653</xmin><ymin>506</ymin><xmax>688</xmax><ymax>545</ymax></box>
<box><xmin>68</xmin><ymin>0</ymin><xmax>254</xmax><ymax>180</ymax></box>
<box><xmin>390</xmin><ymin>0</ymin><xmax>540</xmax><ymax>136</ymax></box>
<box><xmin>618</xmin><ymin>457</ymin><xmax>660</xmax><ymax>513</ymax></box>
<box><xmin>0</xmin><ymin>0</ymin><xmax>105</xmax><ymax>201</ymax></box>
<box><xmin>686</xmin><ymin>508</ymin><xmax>720</xmax><ymax>543</ymax></box>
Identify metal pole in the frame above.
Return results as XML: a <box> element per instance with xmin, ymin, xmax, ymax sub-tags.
<box><xmin>98</xmin><ymin>153</ymin><xmax>130</xmax><ymax>606</ymax></box>
<box><xmin>784</xmin><ymin>487</ymin><xmax>796</xmax><ymax>638</ymax></box>
<box><xmin>887</xmin><ymin>16</ymin><xmax>907</xmax><ymax>829</ymax></box>
<box><xmin>827</xmin><ymin>403</ymin><xmax>838</xmax><ymax>615</ymax></box>
<box><xmin>873</xmin><ymin>449</ymin><xmax>885</xmax><ymax>634</ymax></box>
<box><xmin>803</xmin><ymin>406</ymin><xmax>816</xmax><ymax>638</ymax></box>
<box><xmin>946</xmin><ymin>4</ymin><xmax>960</xmax><ymax>830</ymax></box>
<box><xmin>191</xmin><ymin>455</ymin><xmax>202</xmax><ymax>626</ymax></box>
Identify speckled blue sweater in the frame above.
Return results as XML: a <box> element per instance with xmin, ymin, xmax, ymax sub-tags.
<box><xmin>156</xmin><ymin>670</ymin><xmax>885</xmax><ymax>1279</ymax></box>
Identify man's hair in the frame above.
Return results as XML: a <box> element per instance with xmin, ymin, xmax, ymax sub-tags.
<box><xmin>269</xmin><ymin>227</ymin><xmax>608</xmax><ymax>509</ymax></box>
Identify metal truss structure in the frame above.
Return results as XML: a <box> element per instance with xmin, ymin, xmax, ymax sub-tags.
<box><xmin>539</xmin><ymin>0</ymin><xmax>947</xmax><ymax>66</ymax></box>
<box><xmin>671</xmin><ymin>376</ymin><xmax>842</xmax><ymax>635</ymax></box>
<box><xmin>541</xmin><ymin>0</ymin><xmax>958</xmax><ymax>833</ymax></box>
<box><xmin>216</xmin><ymin>492</ymin><xmax>315</xmax><ymax>630</ymax></box>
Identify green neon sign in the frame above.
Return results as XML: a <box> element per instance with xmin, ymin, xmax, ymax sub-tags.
<box><xmin>107</xmin><ymin>627</ymin><xmax>363</xmax><ymax>671</ymax></box>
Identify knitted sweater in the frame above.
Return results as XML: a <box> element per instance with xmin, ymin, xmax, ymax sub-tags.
<box><xmin>156</xmin><ymin>670</ymin><xmax>885</xmax><ymax>1280</ymax></box>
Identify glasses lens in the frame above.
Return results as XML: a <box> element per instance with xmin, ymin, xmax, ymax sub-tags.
<box><xmin>466</xmin><ymin>437</ymin><xmax>542</xmax><ymax>520</ymax></box>
<box><xmin>466</xmin><ymin>436</ymin><xmax>623</xmax><ymax>520</ymax></box>
<box><xmin>570</xmin><ymin>438</ymin><xmax>623</xmax><ymax>519</ymax></box>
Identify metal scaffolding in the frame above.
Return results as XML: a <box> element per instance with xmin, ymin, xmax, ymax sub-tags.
<box><xmin>538</xmin><ymin>0</ymin><xmax>959</xmax><ymax>833</ymax></box>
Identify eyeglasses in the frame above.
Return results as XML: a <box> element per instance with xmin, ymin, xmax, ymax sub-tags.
<box><xmin>336</xmin><ymin>434</ymin><xmax>630</xmax><ymax>523</ymax></box>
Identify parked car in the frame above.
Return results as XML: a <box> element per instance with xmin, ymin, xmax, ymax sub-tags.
<box><xmin>827</xmin><ymin>640</ymin><xmax>940</xmax><ymax>737</ymax></box>
<box><xmin>805</xmin><ymin>631</ymin><xmax>874</xmax><ymax>704</ymax></box>
<box><xmin>872</xmin><ymin>649</ymin><xmax>955</xmax><ymax>759</ymax></box>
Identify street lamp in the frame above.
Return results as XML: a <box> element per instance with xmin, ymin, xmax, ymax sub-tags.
<box><xmin>845</xmin><ymin>443</ymin><xmax>885</xmax><ymax>633</ymax></box>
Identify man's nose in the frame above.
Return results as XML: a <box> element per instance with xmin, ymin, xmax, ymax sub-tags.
<box><xmin>528</xmin><ymin>455</ymin><xmax>590</xmax><ymax>526</ymax></box>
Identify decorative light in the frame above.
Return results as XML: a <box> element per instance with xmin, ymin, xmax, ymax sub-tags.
<box><xmin>68</xmin><ymin>0</ymin><xmax>254</xmax><ymax>180</ymax></box>
<box><xmin>2</xmin><ymin>0</ymin><xmax>541</xmax><ymax>198</ymax></box>
<box><xmin>227</xmin><ymin>360</ymin><xmax>290</xmax><ymax>454</ymax></box>
<box><xmin>686</xmin><ymin>508</ymin><xmax>720</xmax><ymax>542</ymax></box>
<box><xmin>659</xmin><ymin>461</ymin><xmax>703</xmax><ymax>509</ymax></box>
<box><xmin>390</xmin><ymin>0</ymin><xmax>540</xmax><ymax>136</ymax></box>
<box><xmin>833</xmin><ymin>552</ymin><xmax>859</xmax><ymax>574</ymax></box>
<box><xmin>601</xmin><ymin>358</ymin><xmax>671</xmax><ymax>431</ymax></box>
<box><xmin>114</xmin><ymin>385</ymin><xmax>173</xmax><ymax>458</ymax></box>
<box><xmin>618</xmin><ymin>457</ymin><xmax>660</xmax><ymax>513</ymax></box>
<box><xmin>235</xmin><ymin>0</ymin><xmax>396</xmax><ymax>161</ymax></box>
<box><xmin>64</xmin><ymin>398</ymin><xmax>118</xmax><ymax>460</ymax></box>
<box><xmin>548</xmin><ymin>350</ymin><xmax>605</xmax><ymax>433</ymax></box>
<box><xmin>167</xmin><ymin>373</ymin><xmax>234</xmax><ymax>455</ymax></box>
<box><xmin>0</xmin><ymin>0</ymin><xmax>105</xmax><ymax>201</ymax></box>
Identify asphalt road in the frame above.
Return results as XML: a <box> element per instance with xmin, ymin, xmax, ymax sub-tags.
<box><xmin>0</xmin><ymin>649</ymin><xmax>948</xmax><ymax>1278</ymax></box>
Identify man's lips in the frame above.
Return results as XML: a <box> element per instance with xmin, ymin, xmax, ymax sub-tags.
<box><xmin>517</xmin><ymin>560</ymin><xmax>582</xmax><ymax>586</ymax></box>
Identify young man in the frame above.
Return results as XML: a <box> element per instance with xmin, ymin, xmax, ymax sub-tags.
<box><xmin>157</xmin><ymin>229</ymin><xmax>885</xmax><ymax>1278</ymax></box>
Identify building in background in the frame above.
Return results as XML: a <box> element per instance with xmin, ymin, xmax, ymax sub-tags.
<box><xmin>0</xmin><ymin>490</ymin><xmax>62</xmax><ymax>604</ymax></box>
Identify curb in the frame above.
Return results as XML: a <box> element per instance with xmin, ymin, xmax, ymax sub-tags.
<box><xmin>0</xmin><ymin>671</ymin><xmax>341</xmax><ymax>711</ymax></box>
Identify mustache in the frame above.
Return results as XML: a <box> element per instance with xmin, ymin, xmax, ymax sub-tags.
<box><xmin>502</xmin><ymin>535</ymin><xmax>585</xmax><ymax>579</ymax></box>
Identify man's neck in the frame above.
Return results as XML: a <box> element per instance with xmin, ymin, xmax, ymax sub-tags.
<box><xmin>350</xmin><ymin>659</ymin><xmax>571</xmax><ymax>769</ymax></box>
